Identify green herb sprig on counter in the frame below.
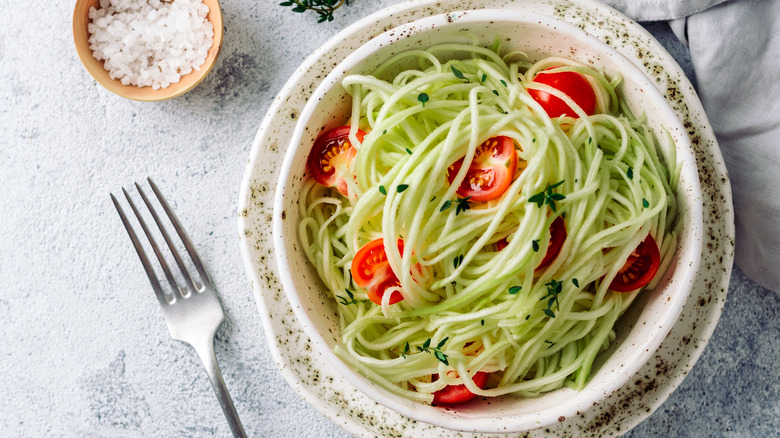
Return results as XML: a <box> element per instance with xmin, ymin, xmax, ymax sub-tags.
<box><xmin>279</xmin><ymin>0</ymin><xmax>346</xmax><ymax>23</ymax></box>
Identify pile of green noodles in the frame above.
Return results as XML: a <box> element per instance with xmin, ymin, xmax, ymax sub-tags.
<box><xmin>297</xmin><ymin>42</ymin><xmax>680</xmax><ymax>403</ymax></box>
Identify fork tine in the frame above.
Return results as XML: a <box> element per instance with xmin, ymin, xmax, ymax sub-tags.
<box><xmin>111</xmin><ymin>193</ymin><xmax>169</xmax><ymax>307</ymax></box>
<box><xmin>147</xmin><ymin>177</ymin><xmax>213</xmax><ymax>289</ymax></box>
<box><xmin>135</xmin><ymin>182</ymin><xmax>200</xmax><ymax>294</ymax></box>
<box><xmin>121</xmin><ymin>187</ymin><xmax>182</xmax><ymax>302</ymax></box>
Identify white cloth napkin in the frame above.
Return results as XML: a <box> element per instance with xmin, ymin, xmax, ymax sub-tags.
<box><xmin>604</xmin><ymin>0</ymin><xmax>780</xmax><ymax>293</ymax></box>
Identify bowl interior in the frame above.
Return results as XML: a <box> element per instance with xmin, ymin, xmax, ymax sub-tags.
<box><xmin>72</xmin><ymin>0</ymin><xmax>223</xmax><ymax>101</ymax></box>
<box><xmin>273</xmin><ymin>9</ymin><xmax>702</xmax><ymax>433</ymax></box>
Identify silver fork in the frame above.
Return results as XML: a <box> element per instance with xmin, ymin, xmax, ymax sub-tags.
<box><xmin>111</xmin><ymin>178</ymin><xmax>247</xmax><ymax>438</ymax></box>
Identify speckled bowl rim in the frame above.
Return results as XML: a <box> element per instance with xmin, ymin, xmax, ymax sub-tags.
<box><xmin>238</xmin><ymin>0</ymin><xmax>734</xmax><ymax>436</ymax></box>
<box><xmin>271</xmin><ymin>8</ymin><xmax>702</xmax><ymax>434</ymax></box>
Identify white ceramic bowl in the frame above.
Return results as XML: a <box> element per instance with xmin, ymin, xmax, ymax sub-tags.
<box><xmin>272</xmin><ymin>9</ymin><xmax>703</xmax><ymax>433</ymax></box>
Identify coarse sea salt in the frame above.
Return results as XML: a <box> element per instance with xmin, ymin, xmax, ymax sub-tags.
<box><xmin>87</xmin><ymin>0</ymin><xmax>214</xmax><ymax>90</ymax></box>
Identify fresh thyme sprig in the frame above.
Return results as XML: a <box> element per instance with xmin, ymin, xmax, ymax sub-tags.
<box><xmin>417</xmin><ymin>337</ymin><xmax>450</xmax><ymax>365</ymax></box>
<box><xmin>539</xmin><ymin>279</ymin><xmax>562</xmax><ymax>318</ymax></box>
<box><xmin>528</xmin><ymin>180</ymin><xmax>566</xmax><ymax>212</ymax></box>
<box><xmin>336</xmin><ymin>289</ymin><xmax>367</xmax><ymax>305</ymax></box>
<box><xmin>279</xmin><ymin>0</ymin><xmax>347</xmax><ymax>23</ymax></box>
<box><xmin>455</xmin><ymin>196</ymin><xmax>472</xmax><ymax>215</ymax></box>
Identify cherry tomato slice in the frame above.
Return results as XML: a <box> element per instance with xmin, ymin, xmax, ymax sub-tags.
<box><xmin>528</xmin><ymin>68</ymin><xmax>596</xmax><ymax>119</ymax></box>
<box><xmin>496</xmin><ymin>217</ymin><xmax>566</xmax><ymax>270</ymax></box>
<box><xmin>447</xmin><ymin>136</ymin><xmax>517</xmax><ymax>202</ymax></box>
<box><xmin>306</xmin><ymin>126</ymin><xmax>365</xmax><ymax>196</ymax></box>
<box><xmin>537</xmin><ymin>216</ymin><xmax>567</xmax><ymax>270</ymax></box>
<box><xmin>351</xmin><ymin>238</ymin><xmax>404</xmax><ymax>305</ymax></box>
<box><xmin>432</xmin><ymin>371</ymin><xmax>489</xmax><ymax>405</ymax></box>
<box><xmin>609</xmin><ymin>235</ymin><xmax>661</xmax><ymax>292</ymax></box>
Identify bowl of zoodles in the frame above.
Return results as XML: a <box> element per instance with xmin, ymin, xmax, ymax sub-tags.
<box><xmin>272</xmin><ymin>9</ymin><xmax>703</xmax><ymax>433</ymax></box>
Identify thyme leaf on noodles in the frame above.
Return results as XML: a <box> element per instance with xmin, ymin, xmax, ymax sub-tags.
<box><xmin>528</xmin><ymin>180</ymin><xmax>566</xmax><ymax>212</ymax></box>
<box><xmin>481</xmin><ymin>73</ymin><xmax>487</xmax><ymax>83</ymax></box>
<box><xmin>440</xmin><ymin>199</ymin><xmax>453</xmax><ymax>212</ymax></box>
<box><xmin>455</xmin><ymin>196</ymin><xmax>472</xmax><ymax>215</ymax></box>
<box><xmin>481</xmin><ymin>319</ymin><xmax>485</xmax><ymax>326</ymax></box>
<box><xmin>397</xmin><ymin>184</ymin><xmax>409</xmax><ymax>193</ymax></box>
<box><xmin>492</xmin><ymin>89</ymin><xmax>499</xmax><ymax>96</ymax></box>
<box><xmin>643</xmin><ymin>198</ymin><xmax>650</xmax><ymax>208</ymax></box>
<box><xmin>418</xmin><ymin>92</ymin><xmax>429</xmax><ymax>107</ymax></box>
<box><xmin>453</xmin><ymin>254</ymin><xmax>464</xmax><ymax>269</ymax></box>
<box><xmin>545</xmin><ymin>340</ymin><xmax>555</xmax><ymax>348</ymax></box>
<box><xmin>627</xmin><ymin>166</ymin><xmax>634</xmax><ymax>180</ymax></box>
<box><xmin>509</xmin><ymin>286</ymin><xmax>522</xmax><ymax>295</ymax></box>
<box><xmin>572</xmin><ymin>278</ymin><xmax>579</xmax><ymax>287</ymax></box>
<box><xmin>379</xmin><ymin>185</ymin><xmax>387</xmax><ymax>195</ymax></box>
<box><xmin>532</xmin><ymin>239</ymin><xmax>540</xmax><ymax>252</ymax></box>
<box><xmin>401</xmin><ymin>342</ymin><xmax>411</xmax><ymax>358</ymax></box>
<box><xmin>540</xmin><ymin>279</ymin><xmax>563</xmax><ymax>318</ymax></box>
<box><xmin>405</xmin><ymin>148</ymin><xmax>413</xmax><ymax>155</ymax></box>
<box><xmin>337</xmin><ymin>289</ymin><xmax>367</xmax><ymax>306</ymax></box>
<box><xmin>417</xmin><ymin>337</ymin><xmax>449</xmax><ymax>365</ymax></box>
<box><xmin>451</xmin><ymin>65</ymin><xmax>468</xmax><ymax>82</ymax></box>
<box><xmin>500</xmin><ymin>79</ymin><xmax>508</xmax><ymax>87</ymax></box>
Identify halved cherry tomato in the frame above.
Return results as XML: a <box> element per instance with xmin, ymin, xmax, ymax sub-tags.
<box><xmin>537</xmin><ymin>216</ymin><xmax>567</xmax><ymax>270</ymax></box>
<box><xmin>432</xmin><ymin>371</ymin><xmax>489</xmax><ymax>405</ymax></box>
<box><xmin>447</xmin><ymin>136</ymin><xmax>517</xmax><ymax>202</ymax></box>
<box><xmin>495</xmin><ymin>217</ymin><xmax>566</xmax><ymax>270</ymax></box>
<box><xmin>528</xmin><ymin>68</ymin><xmax>596</xmax><ymax>119</ymax></box>
<box><xmin>609</xmin><ymin>235</ymin><xmax>661</xmax><ymax>292</ymax></box>
<box><xmin>352</xmin><ymin>238</ymin><xmax>404</xmax><ymax>305</ymax></box>
<box><xmin>306</xmin><ymin>126</ymin><xmax>366</xmax><ymax>196</ymax></box>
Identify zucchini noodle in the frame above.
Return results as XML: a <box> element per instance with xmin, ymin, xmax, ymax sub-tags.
<box><xmin>297</xmin><ymin>42</ymin><xmax>680</xmax><ymax>403</ymax></box>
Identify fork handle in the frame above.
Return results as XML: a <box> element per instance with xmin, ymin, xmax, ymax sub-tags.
<box><xmin>192</xmin><ymin>338</ymin><xmax>248</xmax><ymax>438</ymax></box>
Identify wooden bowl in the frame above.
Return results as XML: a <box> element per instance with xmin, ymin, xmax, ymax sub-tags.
<box><xmin>72</xmin><ymin>0</ymin><xmax>223</xmax><ymax>101</ymax></box>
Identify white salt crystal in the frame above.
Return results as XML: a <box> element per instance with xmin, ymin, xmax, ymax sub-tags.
<box><xmin>87</xmin><ymin>0</ymin><xmax>214</xmax><ymax>89</ymax></box>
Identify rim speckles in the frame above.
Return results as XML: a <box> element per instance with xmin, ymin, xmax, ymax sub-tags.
<box><xmin>237</xmin><ymin>0</ymin><xmax>733</xmax><ymax>436</ymax></box>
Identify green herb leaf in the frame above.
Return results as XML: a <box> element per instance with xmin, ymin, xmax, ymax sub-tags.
<box><xmin>440</xmin><ymin>199</ymin><xmax>453</xmax><ymax>212</ymax></box>
<box><xmin>509</xmin><ymin>285</ymin><xmax>522</xmax><ymax>295</ymax></box>
<box><xmin>434</xmin><ymin>350</ymin><xmax>449</xmax><ymax>365</ymax></box>
<box><xmin>627</xmin><ymin>166</ymin><xmax>634</xmax><ymax>180</ymax></box>
<box><xmin>402</xmin><ymin>341</ymin><xmax>410</xmax><ymax>358</ymax></box>
<box><xmin>572</xmin><ymin>278</ymin><xmax>579</xmax><ymax>287</ymax></box>
<box><xmin>337</xmin><ymin>289</ymin><xmax>366</xmax><ymax>305</ymax></box>
<box><xmin>532</xmin><ymin>239</ymin><xmax>540</xmax><ymax>252</ymax></box>
<box><xmin>643</xmin><ymin>198</ymin><xmax>649</xmax><ymax>208</ymax></box>
<box><xmin>543</xmin><ymin>309</ymin><xmax>556</xmax><ymax>318</ymax></box>
<box><xmin>451</xmin><ymin>65</ymin><xmax>467</xmax><ymax>81</ymax></box>
<box><xmin>528</xmin><ymin>180</ymin><xmax>566</xmax><ymax>212</ymax></box>
<box><xmin>455</xmin><ymin>196</ymin><xmax>472</xmax><ymax>215</ymax></box>
<box><xmin>437</xmin><ymin>337</ymin><xmax>449</xmax><ymax>349</ymax></box>
<box><xmin>492</xmin><ymin>89</ymin><xmax>499</xmax><ymax>96</ymax></box>
<box><xmin>397</xmin><ymin>184</ymin><xmax>409</xmax><ymax>193</ymax></box>
<box><xmin>405</xmin><ymin>148</ymin><xmax>413</xmax><ymax>155</ymax></box>
<box><xmin>418</xmin><ymin>92</ymin><xmax>429</xmax><ymax>107</ymax></box>
<box><xmin>481</xmin><ymin>319</ymin><xmax>485</xmax><ymax>326</ymax></box>
<box><xmin>525</xmin><ymin>314</ymin><xmax>531</xmax><ymax>320</ymax></box>
<box><xmin>453</xmin><ymin>254</ymin><xmax>464</xmax><ymax>269</ymax></box>
<box><xmin>481</xmin><ymin>73</ymin><xmax>487</xmax><ymax>82</ymax></box>
<box><xmin>379</xmin><ymin>185</ymin><xmax>387</xmax><ymax>195</ymax></box>
<box><xmin>423</xmin><ymin>338</ymin><xmax>431</xmax><ymax>349</ymax></box>
<box><xmin>500</xmin><ymin>79</ymin><xmax>507</xmax><ymax>87</ymax></box>
<box><xmin>528</xmin><ymin>192</ymin><xmax>545</xmax><ymax>207</ymax></box>
<box><xmin>382</xmin><ymin>129</ymin><xmax>387</xmax><ymax>135</ymax></box>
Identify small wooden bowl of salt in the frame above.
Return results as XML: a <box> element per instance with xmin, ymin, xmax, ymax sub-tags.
<box><xmin>73</xmin><ymin>0</ymin><xmax>223</xmax><ymax>101</ymax></box>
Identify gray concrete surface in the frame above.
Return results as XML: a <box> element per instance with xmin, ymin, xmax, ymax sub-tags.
<box><xmin>1</xmin><ymin>1</ymin><xmax>777</xmax><ymax>436</ymax></box>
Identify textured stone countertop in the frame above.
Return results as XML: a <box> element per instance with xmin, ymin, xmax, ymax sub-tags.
<box><xmin>2</xmin><ymin>1</ymin><xmax>778</xmax><ymax>436</ymax></box>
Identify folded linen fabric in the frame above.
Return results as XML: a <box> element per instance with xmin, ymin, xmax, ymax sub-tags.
<box><xmin>604</xmin><ymin>0</ymin><xmax>780</xmax><ymax>292</ymax></box>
